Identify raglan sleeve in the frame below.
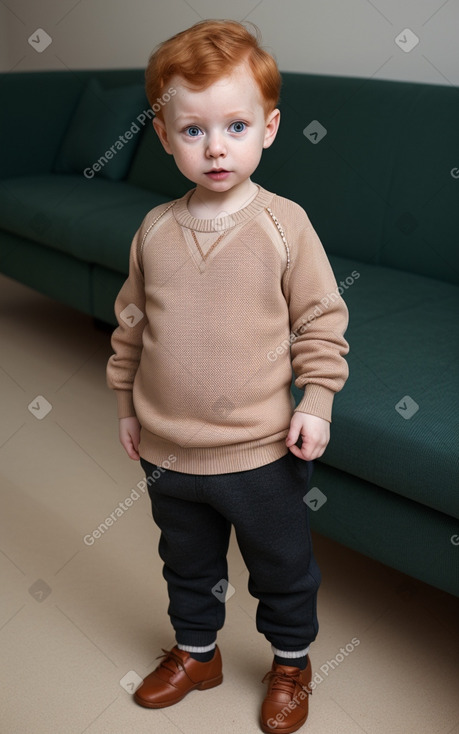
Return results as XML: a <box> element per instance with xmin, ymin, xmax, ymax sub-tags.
<box><xmin>106</xmin><ymin>223</ymin><xmax>147</xmax><ymax>419</ymax></box>
<box><xmin>284</xmin><ymin>206</ymin><xmax>350</xmax><ymax>423</ymax></box>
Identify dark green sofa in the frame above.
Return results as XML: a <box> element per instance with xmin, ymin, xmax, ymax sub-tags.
<box><xmin>1</xmin><ymin>69</ymin><xmax>458</xmax><ymax>596</ymax></box>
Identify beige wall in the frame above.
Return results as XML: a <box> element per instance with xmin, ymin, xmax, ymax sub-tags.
<box><xmin>1</xmin><ymin>0</ymin><xmax>457</xmax><ymax>85</ymax></box>
<box><xmin>0</xmin><ymin>4</ymin><xmax>10</xmax><ymax>70</ymax></box>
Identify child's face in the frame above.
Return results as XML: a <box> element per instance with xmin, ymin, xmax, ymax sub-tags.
<box><xmin>153</xmin><ymin>63</ymin><xmax>280</xmax><ymax>198</ymax></box>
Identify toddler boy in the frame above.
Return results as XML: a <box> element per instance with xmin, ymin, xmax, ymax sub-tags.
<box><xmin>106</xmin><ymin>19</ymin><xmax>349</xmax><ymax>733</ymax></box>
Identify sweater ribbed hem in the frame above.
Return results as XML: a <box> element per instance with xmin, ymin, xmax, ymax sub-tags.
<box><xmin>138</xmin><ymin>430</ymin><xmax>290</xmax><ymax>475</ymax></box>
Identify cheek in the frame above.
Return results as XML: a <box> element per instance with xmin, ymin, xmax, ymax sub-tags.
<box><xmin>242</xmin><ymin>138</ymin><xmax>264</xmax><ymax>165</ymax></box>
<box><xmin>177</xmin><ymin>147</ymin><xmax>199</xmax><ymax>168</ymax></box>
<box><xmin>170</xmin><ymin>141</ymin><xmax>192</xmax><ymax>162</ymax></box>
<box><xmin>169</xmin><ymin>144</ymin><xmax>200</xmax><ymax>177</ymax></box>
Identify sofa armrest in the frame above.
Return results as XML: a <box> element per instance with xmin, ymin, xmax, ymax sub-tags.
<box><xmin>0</xmin><ymin>71</ymin><xmax>83</xmax><ymax>178</ymax></box>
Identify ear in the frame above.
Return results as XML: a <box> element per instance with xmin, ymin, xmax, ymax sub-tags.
<box><xmin>153</xmin><ymin>117</ymin><xmax>173</xmax><ymax>155</ymax></box>
<box><xmin>263</xmin><ymin>108</ymin><xmax>280</xmax><ymax>150</ymax></box>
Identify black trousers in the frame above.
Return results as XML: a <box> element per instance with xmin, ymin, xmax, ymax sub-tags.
<box><xmin>140</xmin><ymin>452</ymin><xmax>321</xmax><ymax>653</ymax></box>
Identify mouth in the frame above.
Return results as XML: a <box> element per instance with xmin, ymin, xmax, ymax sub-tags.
<box><xmin>205</xmin><ymin>168</ymin><xmax>231</xmax><ymax>180</ymax></box>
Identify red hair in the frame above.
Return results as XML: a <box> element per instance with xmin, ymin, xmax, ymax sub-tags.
<box><xmin>145</xmin><ymin>19</ymin><xmax>281</xmax><ymax>119</ymax></box>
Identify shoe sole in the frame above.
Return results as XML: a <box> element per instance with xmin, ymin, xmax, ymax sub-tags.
<box><xmin>260</xmin><ymin>712</ymin><xmax>307</xmax><ymax>734</ymax></box>
<box><xmin>134</xmin><ymin>673</ymin><xmax>223</xmax><ymax>709</ymax></box>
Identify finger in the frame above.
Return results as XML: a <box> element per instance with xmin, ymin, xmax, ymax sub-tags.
<box><xmin>287</xmin><ymin>443</ymin><xmax>303</xmax><ymax>459</ymax></box>
<box><xmin>123</xmin><ymin>435</ymin><xmax>138</xmax><ymax>460</ymax></box>
<box><xmin>286</xmin><ymin>425</ymin><xmax>301</xmax><ymax>446</ymax></box>
<box><xmin>307</xmin><ymin>444</ymin><xmax>326</xmax><ymax>461</ymax></box>
<box><xmin>299</xmin><ymin>437</ymin><xmax>321</xmax><ymax>461</ymax></box>
<box><xmin>128</xmin><ymin>445</ymin><xmax>140</xmax><ymax>460</ymax></box>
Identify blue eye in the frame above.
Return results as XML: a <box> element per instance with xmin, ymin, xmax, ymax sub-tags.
<box><xmin>185</xmin><ymin>126</ymin><xmax>202</xmax><ymax>137</ymax></box>
<box><xmin>230</xmin><ymin>121</ymin><xmax>246</xmax><ymax>133</ymax></box>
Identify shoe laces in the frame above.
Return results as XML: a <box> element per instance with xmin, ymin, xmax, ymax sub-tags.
<box><xmin>155</xmin><ymin>648</ymin><xmax>186</xmax><ymax>676</ymax></box>
<box><xmin>262</xmin><ymin>668</ymin><xmax>312</xmax><ymax>698</ymax></box>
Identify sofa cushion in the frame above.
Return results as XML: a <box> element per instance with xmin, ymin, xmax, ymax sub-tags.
<box><xmin>53</xmin><ymin>78</ymin><xmax>146</xmax><ymax>181</ymax></box>
<box><xmin>310</xmin><ymin>256</ymin><xmax>459</xmax><ymax>518</ymax></box>
<box><xmin>0</xmin><ymin>174</ymin><xmax>168</xmax><ymax>274</ymax></box>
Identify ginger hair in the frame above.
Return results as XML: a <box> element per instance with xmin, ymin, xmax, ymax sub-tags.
<box><xmin>145</xmin><ymin>19</ymin><xmax>281</xmax><ymax>120</ymax></box>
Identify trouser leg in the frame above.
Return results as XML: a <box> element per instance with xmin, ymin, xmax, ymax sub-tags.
<box><xmin>206</xmin><ymin>453</ymin><xmax>321</xmax><ymax>652</ymax></box>
<box><xmin>140</xmin><ymin>458</ymin><xmax>232</xmax><ymax>648</ymax></box>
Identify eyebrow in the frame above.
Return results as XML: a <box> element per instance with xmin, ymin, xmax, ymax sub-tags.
<box><xmin>173</xmin><ymin>111</ymin><xmax>252</xmax><ymax>123</ymax></box>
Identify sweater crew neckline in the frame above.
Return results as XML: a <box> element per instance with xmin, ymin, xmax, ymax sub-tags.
<box><xmin>173</xmin><ymin>185</ymin><xmax>274</xmax><ymax>233</ymax></box>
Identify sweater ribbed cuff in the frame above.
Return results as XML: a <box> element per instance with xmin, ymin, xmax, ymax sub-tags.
<box><xmin>115</xmin><ymin>390</ymin><xmax>136</xmax><ymax>419</ymax></box>
<box><xmin>293</xmin><ymin>384</ymin><xmax>335</xmax><ymax>423</ymax></box>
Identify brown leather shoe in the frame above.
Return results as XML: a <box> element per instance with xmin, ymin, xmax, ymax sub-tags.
<box><xmin>260</xmin><ymin>658</ymin><xmax>312</xmax><ymax>733</ymax></box>
<box><xmin>134</xmin><ymin>645</ymin><xmax>223</xmax><ymax>709</ymax></box>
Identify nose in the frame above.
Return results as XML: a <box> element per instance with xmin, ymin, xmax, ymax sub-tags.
<box><xmin>205</xmin><ymin>131</ymin><xmax>226</xmax><ymax>159</ymax></box>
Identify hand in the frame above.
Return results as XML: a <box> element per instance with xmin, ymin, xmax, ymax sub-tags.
<box><xmin>286</xmin><ymin>412</ymin><xmax>330</xmax><ymax>461</ymax></box>
<box><xmin>119</xmin><ymin>416</ymin><xmax>141</xmax><ymax>460</ymax></box>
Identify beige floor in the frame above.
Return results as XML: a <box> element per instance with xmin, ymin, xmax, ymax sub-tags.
<box><xmin>0</xmin><ymin>272</ymin><xmax>458</xmax><ymax>734</ymax></box>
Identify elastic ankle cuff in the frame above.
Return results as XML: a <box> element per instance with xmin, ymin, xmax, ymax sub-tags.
<box><xmin>176</xmin><ymin>632</ymin><xmax>217</xmax><ymax>647</ymax></box>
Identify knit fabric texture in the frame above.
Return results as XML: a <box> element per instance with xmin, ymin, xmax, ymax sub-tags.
<box><xmin>106</xmin><ymin>185</ymin><xmax>349</xmax><ymax>474</ymax></box>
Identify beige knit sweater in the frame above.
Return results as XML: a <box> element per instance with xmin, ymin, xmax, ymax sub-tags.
<box><xmin>106</xmin><ymin>185</ymin><xmax>349</xmax><ymax>474</ymax></box>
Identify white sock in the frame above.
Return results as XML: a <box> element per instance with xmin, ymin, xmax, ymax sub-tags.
<box><xmin>271</xmin><ymin>645</ymin><xmax>310</xmax><ymax>659</ymax></box>
<box><xmin>177</xmin><ymin>642</ymin><xmax>216</xmax><ymax>653</ymax></box>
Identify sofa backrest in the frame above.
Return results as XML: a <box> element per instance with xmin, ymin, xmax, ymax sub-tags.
<box><xmin>3</xmin><ymin>69</ymin><xmax>456</xmax><ymax>284</ymax></box>
<box><xmin>127</xmin><ymin>72</ymin><xmax>459</xmax><ymax>285</ymax></box>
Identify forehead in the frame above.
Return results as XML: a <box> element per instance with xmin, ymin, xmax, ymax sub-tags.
<box><xmin>167</xmin><ymin>64</ymin><xmax>264</xmax><ymax>116</ymax></box>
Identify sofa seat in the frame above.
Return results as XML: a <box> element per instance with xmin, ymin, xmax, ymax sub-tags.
<box><xmin>0</xmin><ymin>174</ymin><xmax>167</xmax><ymax>275</ymax></box>
<box><xmin>319</xmin><ymin>256</ymin><xmax>459</xmax><ymax>518</ymax></box>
